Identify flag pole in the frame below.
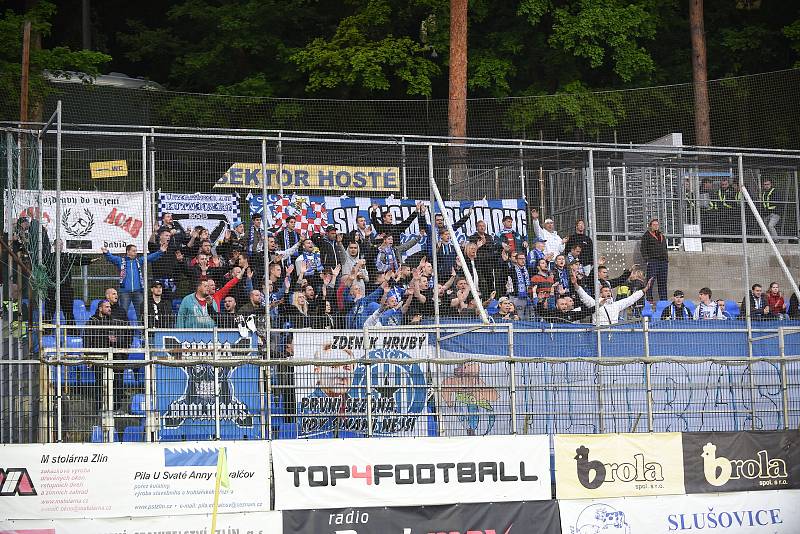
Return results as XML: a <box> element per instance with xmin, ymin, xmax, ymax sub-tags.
<box><xmin>210</xmin><ymin>447</ymin><xmax>226</xmax><ymax>533</ymax></box>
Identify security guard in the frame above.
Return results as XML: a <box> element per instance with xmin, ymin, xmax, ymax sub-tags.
<box><xmin>759</xmin><ymin>179</ymin><xmax>783</xmax><ymax>239</ymax></box>
<box><xmin>707</xmin><ymin>177</ymin><xmax>739</xmax><ymax>239</ymax></box>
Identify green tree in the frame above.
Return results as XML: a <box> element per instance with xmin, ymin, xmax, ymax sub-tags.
<box><xmin>0</xmin><ymin>2</ymin><xmax>110</xmax><ymax>119</ymax></box>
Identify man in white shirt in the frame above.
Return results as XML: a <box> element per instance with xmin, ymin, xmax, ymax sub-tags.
<box><xmin>575</xmin><ymin>278</ymin><xmax>653</xmax><ymax>325</ymax></box>
<box><xmin>693</xmin><ymin>287</ymin><xmax>728</xmax><ymax>320</ymax></box>
<box><xmin>530</xmin><ymin>208</ymin><xmax>567</xmax><ymax>258</ymax></box>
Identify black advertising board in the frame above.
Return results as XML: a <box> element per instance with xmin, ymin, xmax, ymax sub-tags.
<box><xmin>282</xmin><ymin>500</ymin><xmax>561</xmax><ymax>534</ymax></box>
<box><xmin>682</xmin><ymin>430</ymin><xmax>800</xmax><ymax>493</ymax></box>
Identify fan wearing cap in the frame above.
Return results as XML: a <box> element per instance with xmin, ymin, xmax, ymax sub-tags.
<box><xmin>661</xmin><ymin>290</ymin><xmax>691</xmax><ymax>320</ymax></box>
<box><xmin>246</xmin><ymin>213</ymin><xmax>266</xmax><ymax>256</ymax></box>
<box><xmin>311</xmin><ymin>224</ymin><xmax>347</xmax><ymax>270</ymax></box>
<box><xmin>526</xmin><ymin>237</ymin><xmax>547</xmax><ymax>269</ymax></box>
<box><xmin>494</xmin><ymin>296</ymin><xmax>520</xmax><ymax>321</ymax></box>
<box><xmin>530</xmin><ymin>208</ymin><xmax>567</xmax><ymax>258</ymax></box>
<box><xmin>148</xmin><ymin>280</ymin><xmax>174</xmax><ymax>329</ymax></box>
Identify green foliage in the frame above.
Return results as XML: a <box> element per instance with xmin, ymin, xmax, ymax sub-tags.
<box><xmin>289</xmin><ymin>0</ymin><xmax>441</xmax><ymax>97</ymax></box>
<box><xmin>784</xmin><ymin>19</ymin><xmax>800</xmax><ymax>67</ymax></box>
<box><xmin>0</xmin><ymin>2</ymin><xmax>110</xmax><ymax>118</ymax></box>
<box><xmin>547</xmin><ymin>0</ymin><xmax>658</xmax><ymax>82</ymax></box>
<box><xmin>507</xmin><ymin>80</ymin><xmax>626</xmax><ymax>136</ymax></box>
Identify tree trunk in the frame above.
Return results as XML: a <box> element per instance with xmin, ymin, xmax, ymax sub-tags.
<box><xmin>689</xmin><ymin>0</ymin><xmax>711</xmax><ymax>146</ymax></box>
<box><xmin>448</xmin><ymin>0</ymin><xmax>468</xmax><ymax>196</ymax></box>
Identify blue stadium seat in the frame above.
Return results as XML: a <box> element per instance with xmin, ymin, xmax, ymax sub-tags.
<box><xmin>685</xmin><ymin>300</ymin><xmax>696</xmax><ymax>315</ymax></box>
<box><xmin>73</xmin><ymin>299</ymin><xmax>89</xmax><ymax>326</ymax></box>
<box><xmin>122</xmin><ymin>394</ymin><xmax>146</xmax><ymax>442</ymax></box>
<box><xmin>653</xmin><ymin>300</ymin><xmax>671</xmax><ymax>320</ymax></box>
<box><xmin>172</xmin><ymin>299</ymin><xmax>182</xmax><ymax>313</ymax></box>
<box><xmin>88</xmin><ymin>299</ymin><xmax>101</xmax><ymax>317</ymax></box>
<box><xmin>640</xmin><ymin>300</ymin><xmax>653</xmax><ymax>319</ymax></box>
<box><xmin>44</xmin><ymin>335</ymin><xmax>79</xmax><ymax>386</ymax></box>
<box><xmin>725</xmin><ymin>300</ymin><xmax>741</xmax><ymax>319</ymax></box>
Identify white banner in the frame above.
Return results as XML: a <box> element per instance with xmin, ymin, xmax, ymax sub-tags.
<box><xmin>0</xmin><ymin>511</ymin><xmax>283</xmax><ymax>534</ymax></box>
<box><xmin>158</xmin><ymin>192</ymin><xmax>240</xmax><ymax>244</ymax></box>
<box><xmin>9</xmin><ymin>189</ymin><xmax>151</xmax><ymax>253</ymax></box>
<box><xmin>290</xmin><ymin>331</ymin><xmax>431</xmax><ymax>438</ymax></box>
<box><xmin>558</xmin><ymin>489</ymin><xmax>800</xmax><ymax>534</ymax></box>
<box><xmin>271</xmin><ymin>435</ymin><xmax>552</xmax><ymax>510</ymax></box>
<box><xmin>0</xmin><ymin>441</ymin><xmax>270</xmax><ymax>520</ymax></box>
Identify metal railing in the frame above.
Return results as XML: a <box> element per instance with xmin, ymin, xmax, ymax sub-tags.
<box><xmin>1</xmin><ymin>322</ymin><xmax>796</xmax><ymax>444</ymax></box>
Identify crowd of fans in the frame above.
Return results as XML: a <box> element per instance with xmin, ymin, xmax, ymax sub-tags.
<box><xmin>4</xmin><ymin>178</ymin><xmax>798</xmax><ymax>348</ymax></box>
<box><xmin>50</xmin><ymin>195</ymin><xmax>792</xmax><ymax>342</ymax></box>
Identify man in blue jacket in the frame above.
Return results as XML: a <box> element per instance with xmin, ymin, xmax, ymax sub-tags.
<box><xmin>101</xmin><ymin>242</ymin><xmax>167</xmax><ymax>323</ymax></box>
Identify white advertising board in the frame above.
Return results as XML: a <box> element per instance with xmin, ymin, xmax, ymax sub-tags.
<box><xmin>0</xmin><ymin>441</ymin><xmax>270</xmax><ymax>520</ymax></box>
<box><xmin>558</xmin><ymin>489</ymin><xmax>800</xmax><ymax>534</ymax></box>
<box><xmin>0</xmin><ymin>511</ymin><xmax>283</xmax><ymax>534</ymax></box>
<box><xmin>272</xmin><ymin>435</ymin><xmax>552</xmax><ymax>510</ymax></box>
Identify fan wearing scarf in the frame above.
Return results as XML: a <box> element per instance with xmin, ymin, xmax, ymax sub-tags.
<box><xmin>101</xmin><ymin>242</ymin><xmax>166</xmax><ymax>323</ymax></box>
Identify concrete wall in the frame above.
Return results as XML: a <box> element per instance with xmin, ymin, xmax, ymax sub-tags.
<box><xmin>596</xmin><ymin>240</ymin><xmax>800</xmax><ymax>302</ymax></box>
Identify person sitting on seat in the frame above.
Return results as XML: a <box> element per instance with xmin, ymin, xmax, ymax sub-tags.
<box><xmin>693</xmin><ymin>287</ymin><xmax>727</xmax><ymax>320</ymax></box>
<box><xmin>661</xmin><ymin>290</ymin><xmax>692</xmax><ymax>320</ymax></box>
<box><xmin>741</xmin><ymin>283</ymin><xmax>769</xmax><ymax>320</ymax></box>
<box><xmin>765</xmin><ymin>282</ymin><xmax>787</xmax><ymax>319</ymax></box>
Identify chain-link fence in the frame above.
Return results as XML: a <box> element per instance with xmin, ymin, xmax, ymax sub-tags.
<box><xmin>2</xmin><ymin>68</ymin><xmax>800</xmax><ymax>149</ymax></box>
<box><xmin>13</xmin><ymin>324</ymin><xmax>800</xmax><ymax>443</ymax></box>
<box><xmin>1</xmin><ymin>120</ymin><xmax>800</xmax><ymax>444</ymax></box>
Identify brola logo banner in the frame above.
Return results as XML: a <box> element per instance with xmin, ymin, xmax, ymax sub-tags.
<box><xmin>554</xmin><ymin>433</ymin><xmax>686</xmax><ymax>499</ymax></box>
<box><xmin>682</xmin><ymin>430</ymin><xmax>800</xmax><ymax>493</ymax></box>
<box><xmin>272</xmin><ymin>435</ymin><xmax>551</xmax><ymax>510</ymax></box>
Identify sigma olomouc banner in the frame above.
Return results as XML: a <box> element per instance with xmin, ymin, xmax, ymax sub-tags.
<box><xmin>558</xmin><ymin>489</ymin><xmax>800</xmax><ymax>534</ymax></box>
<box><xmin>682</xmin><ymin>430</ymin><xmax>800</xmax><ymax>493</ymax></box>
<box><xmin>283</xmin><ymin>500</ymin><xmax>561</xmax><ymax>534</ymax></box>
<box><xmin>0</xmin><ymin>441</ymin><xmax>270</xmax><ymax>520</ymax></box>
<box><xmin>553</xmin><ymin>432</ymin><xmax>686</xmax><ymax>499</ymax></box>
<box><xmin>271</xmin><ymin>435</ymin><xmax>552</xmax><ymax>510</ymax></box>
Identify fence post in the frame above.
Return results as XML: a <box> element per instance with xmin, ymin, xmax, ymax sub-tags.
<box><xmin>428</xmin><ymin>144</ymin><xmax>444</xmax><ymax>436</ymax></box>
<box><xmin>778</xmin><ymin>328</ymin><xmax>790</xmax><ymax>430</ymax></box>
<box><xmin>519</xmin><ymin>140</ymin><xmax>526</xmax><ymax>201</ymax></box>
<box><xmin>643</xmin><ymin>317</ymin><xmax>653</xmax><ymax>433</ymax></box>
<box><xmin>737</xmin><ymin>155</ymin><xmax>758</xmax><ymax>430</ymax></box>
<box><xmin>586</xmin><ymin>149</ymin><xmax>605</xmax><ymax>433</ymax></box>
<box><xmin>261</xmin><ymin>137</ymin><xmax>273</xmax><ymax>440</ymax></box>
<box><xmin>508</xmin><ymin>325</ymin><xmax>517</xmax><ymax>435</ymax></box>
<box><xmin>401</xmin><ymin>136</ymin><xmax>407</xmax><ymax>199</ymax></box>
<box><xmin>363</xmin><ymin>326</ymin><xmax>373</xmax><ymax>438</ymax></box>
<box><xmin>213</xmin><ymin>327</ymin><xmax>221</xmax><ymax>440</ymax></box>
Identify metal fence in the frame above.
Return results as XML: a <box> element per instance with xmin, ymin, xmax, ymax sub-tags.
<box><xmin>3</xmin><ymin>324</ymin><xmax>796</xmax><ymax>444</ymax></box>
<box><xmin>2</xmin><ymin>115</ymin><xmax>800</xmax><ymax>444</ymax></box>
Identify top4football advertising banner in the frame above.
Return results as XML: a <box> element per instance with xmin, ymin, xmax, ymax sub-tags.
<box><xmin>271</xmin><ymin>435</ymin><xmax>552</xmax><ymax>510</ymax></box>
